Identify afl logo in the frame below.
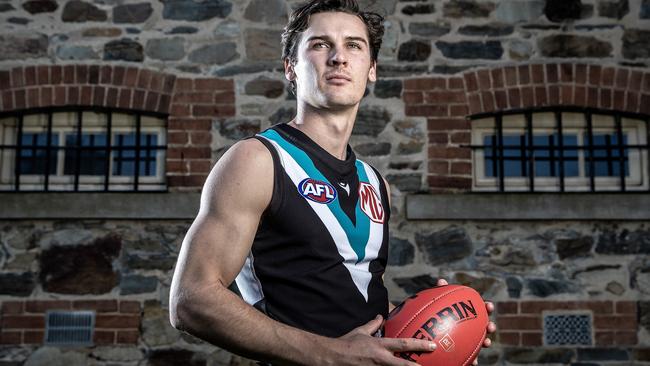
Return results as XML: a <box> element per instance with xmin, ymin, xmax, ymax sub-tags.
<box><xmin>298</xmin><ymin>178</ymin><xmax>337</xmax><ymax>204</ymax></box>
<box><xmin>359</xmin><ymin>182</ymin><xmax>385</xmax><ymax>223</ymax></box>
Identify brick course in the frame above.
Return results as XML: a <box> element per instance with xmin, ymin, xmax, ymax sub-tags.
<box><xmin>0</xmin><ymin>64</ymin><xmax>236</xmax><ymax>190</ymax></box>
<box><xmin>404</xmin><ymin>63</ymin><xmax>650</xmax><ymax>192</ymax></box>
<box><xmin>0</xmin><ymin>300</ymin><xmax>142</xmax><ymax>346</ymax></box>
<box><xmin>493</xmin><ymin>301</ymin><xmax>640</xmax><ymax>347</ymax></box>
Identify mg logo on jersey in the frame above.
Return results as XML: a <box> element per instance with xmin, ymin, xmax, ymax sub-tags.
<box><xmin>298</xmin><ymin>178</ymin><xmax>337</xmax><ymax>204</ymax></box>
<box><xmin>358</xmin><ymin>182</ymin><xmax>384</xmax><ymax>223</ymax></box>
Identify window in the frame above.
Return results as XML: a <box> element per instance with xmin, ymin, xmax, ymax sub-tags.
<box><xmin>0</xmin><ymin>109</ymin><xmax>167</xmax><ymax>191</ymax></box>
<box><xmin>471</xmin><ymin>109</ymin><xmax>649</xmax><ymax>192</ymax></box>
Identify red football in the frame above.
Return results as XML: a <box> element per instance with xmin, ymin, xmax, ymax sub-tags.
<box><xmin>383</xmin><ymin>285</ymin><xmax>489</xmax><ymax>366</ymax></box>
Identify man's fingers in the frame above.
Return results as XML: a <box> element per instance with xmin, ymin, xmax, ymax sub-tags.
<box><xmin>381</xmin><ymin>337</ymin><xmax>436</xmax><ymax>353</ymax></box>
<box><xmin>353</xmin><ymin>314</ymin><xmax>383</xmax><ymax>335</ymax></box>
<box><xmin>483</xmin><ymin>337</ymin><xmax>492</xmax><ymax>348</ymax></box>
<box><xmin>436</xmin><ymin>278</ymin><xmax>449</xmax><ymax>286</ymax></box>
<box><xmin>487</xmin><ymin>321</ymin><xmax>497</xmax><ymax>334</ymax></box>
<box><xmin>485</xmin><ymin>301</ymin><xmax>495</xmax><ymax>314</ymax></box>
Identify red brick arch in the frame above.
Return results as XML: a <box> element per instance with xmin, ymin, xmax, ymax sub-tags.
<box><xmin>0</xmin><ymin>64</ymin><xmax>235</xmax><ymax>190</ymax></box>
<box><xmin>403</xmin><ymin>63</ymin><xmax>650</xmax><ymax>192</ymax></box>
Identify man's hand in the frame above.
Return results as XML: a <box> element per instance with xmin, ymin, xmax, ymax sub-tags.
<box><xmin>436</xmin><ymin>278</ymin><xmax>497</xmax><ymax>366</ymax></box>
<box><xmin>327</xmin><ymin>314</ymin><xmax>436</xmax><ymax>366</ymax></box>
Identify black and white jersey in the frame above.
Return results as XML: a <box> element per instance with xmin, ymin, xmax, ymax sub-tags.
<box><xmin>235</xmin><ymin>123</ymin><xmax>390</xmax><ymax>337</ymax></box>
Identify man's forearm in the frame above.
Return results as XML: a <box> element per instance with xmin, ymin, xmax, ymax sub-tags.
<box><xmin>171</xmin><ymin>282</ymin><xmax>335</xmax><ymax>366</ymax></box>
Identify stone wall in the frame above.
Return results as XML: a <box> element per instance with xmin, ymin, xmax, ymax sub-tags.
<box><xmin>380</xmin><ymin>209</ymin><xmax>650</xmax><ymax>364</ymax></box>
<box><xmin>2</xmin><ymin>220</ymin><xmax>650</xmax><ymax>364</ymax></box>
<box><xmin>1</xmin><ymin>0</ymin><xmax>647</xmax><ymax>193</ymax></box>
<box><xmin>0</xmin><ymin>0</ymin><xmax>649</xmax><ymax>365</ymax></box>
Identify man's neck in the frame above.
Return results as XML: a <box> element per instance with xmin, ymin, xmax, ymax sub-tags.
<box><xmin>289</xmin><ymin>101</ymin><xmax>359</xmax><ymax>160</ymax></box>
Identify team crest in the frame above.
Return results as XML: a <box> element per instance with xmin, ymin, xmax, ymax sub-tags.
<box><xmin>298</xmin><ymin>178</ymin><xmax>337</xmax><ymax>204</ymax></box>
<box><xmin>358</xmin><ymin>182</ymin><xmax>384</xmax><ymax>223</ymax></box>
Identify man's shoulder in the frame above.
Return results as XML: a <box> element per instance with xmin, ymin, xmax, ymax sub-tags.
<box><xmin>201</xmin><ymin>136</ymin><xmax>274</xmax><ymax>212</ymax></box>
<box><xmin>212</xmin><ymin>137</ymin><xmax>273</xmax><ymax>178</ymax></box>
<box><xmin>234</xmin><ymin>134</ymin><xmax>273</xmax><ymax>157</ymax></box>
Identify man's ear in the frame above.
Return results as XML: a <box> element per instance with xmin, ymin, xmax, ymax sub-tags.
<box><xmin>284</xmin><ymin>58</ymin><xmax>296</xmax><ymax>82</ymax></box>
<box><xmin>368</xmin><ymin>60</ymin><xmax>377</xmax><ymax>83</ymax></box>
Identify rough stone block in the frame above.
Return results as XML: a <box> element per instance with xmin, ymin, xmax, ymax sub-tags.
<box><xmin>393</xmin><ymin>274</ymin><xmax>438</xmax><ymax>294</ymax></box>
<box><xmin>503</xmin><ymin>348</ymin><xmax>575</xmax><ymax>364</ymax></box>
<box><xmin>393</xmin><ymin>120</ymin><xmax>424</xmax><ymax>140</ymax></box>
<box><xmin>387</xmin><ymin>237</ymin><xmax>415</xmax><ymax>266</ymax></box>
<box><xmin>397</xmin><ymin>140</ymin><xmax>423</xmax><ymax>155</ymax></box>
<box><xmin>506</xmin><ymin>276</ymin><xmax>523</xmax><ymax>298</ymax></box>
<box><xmin>415</xmin><ymin>226</ymin><xmax>472</xmax><ymax>265</ymax></box>
<box><xmin>103</xmin><ymin>39</ymin><xmax>144</xmax><ymax>62</ymax></box>
<box><xmin>596</xmin><ymin>229</ymin><xmax>650</xmax><ymax>254</ymax></box>
<box><xmin>39</xmin><ymin>234</ymin><xmax>121</xmax><ymax>295</ymax></box>
<box><xmin>358</xmin><ymin>0</ymin><xmax>398</xmax><ymax>14</ymax></box>
<box><xmin>113</xmin><ymin>3</ymin><xmax>153</xmax><ymax>24</ymax></box>
<box><xmin>539</xmin><ymin>35</ymin><xmax>613</xmax><ymax>58</ymax></box>
<box><xmin>189</xmin><ymin>42</ymin><xmax>238</xmax><ymax>64</ymax></box>
<box><xmin>352</xmin><ymin>106</ymin><xmax>391</xmax><ymax>136</ymax></box>
<box><xmin>245</xmin><ymin>77</ymin><xmax>285</xmax><ymax>98</ymax></box>
<box><xmin>0</xmin><ymin>34</ymin><xmax>48</xmax><ymax>61</ymax></box>
<box><xmin>544</xmin><ymin>0</ymin><xmax>583</xmax><ymax>21</ymax></box>
<box><xmin>598</xmin><ymin>0</ymin><xmax>629</xmax><ymax>19</ymax></box>
<box><xmin>61</xmin><ymin>0</ymin><xmax>107</xmax><ymax>22</ymax></box>
<box><xmin>623</xmin><ymin>29</ymin><xmax>650</xmax><ymax>60</ymax></box>
<box><xmin>244</xmin><ymin>28</ymin><xmax>282</xmax><ymax>61</ymax></box>
<box><xmin>402</xmin><ymin>4</ymin><xmax>435</xmax><ymax>15</ymax></box>
<box><xmin>386</xmin><ymin>173</ymin><xmax>422</xmax><ymax>192</ymax></box>
<box><xmin>0</xmin><ymin>272</ymin><xmax>36</xmax><ymax>296</ymax></box>
<box><xmin>459</xmin><ymin>24</ymin><xmax>514</xmax><ymax>37</ymax></box>
<box><xmin>555</xmin><ymin>235</ymin><xmax>594</xmax><ymax>259</ymax></box>
<box><xmin>161</xmin><ymin>0</ymin><xmax>232</xmax><ymax>21</ymax></box>
<box><xmin>145</xmin><ymin>38</ymin><xmax>185</xmax><ymax>61</ymax></box>
<box><xmin>243</xmin><ymin>0</ymin><xmax>287</xmax><ymax>24</ymax></box>
<box><xmin>374</xmin><ymin>79</ymin><xmax>402</xmax><ymax>98</ymax></box>
<box><xmin>443</xmin><ymin>0</ymin><xmax>496</xmax><ymax>17</ymax></box>
<box><xmin>577</xmin><ymin>348</ymin><xmax>630</xmax><ymax>361</ymax></box>
<box><xmin>0</xmin><ymin>3</ymin><xmax>15</xmax><ymax>12</ymax></box>
<box><xmin>146</xmin><ymin>349</ymin><xmax>207</xmax><ymax>366</ymax></box>
<box><xmin>219</xmin><ymin>118</ymin><xmax>261</xmax><ymax>140</ymax></box>
<box><xmin>526</xmin><ymin>278</ymin><xmax>577</xmax><ymax>297</ymax></box>
<box><xmin>495</xmin><ymin>0</ymin><xmax>545</xmax><ymax>22</ymax></box>
<box><xmin>408</xmin><ymin>22</ymin><xmax>451</xmax><ymax>37</ymax></box>
<box><xmin>120</xmin><ymin>274</ymin><xmax>158</xmax><ymax>295</ymax></box>
<box><xmin>354</xmin><ymin>142</ymin><xmax>391</xmax><ymax>156</ymax></box>
<box><xmin>437</xmin><ymin>41</ymin><xmax>503</xmax><ymax>60</ymax></box>
<box><xmin>642</xmin><ymin>0</ymin><xmax>650</xmax><ymax>18</ymax></box>
<box><xmin>397</xmin><ymin>39</ymin><xmax>431</xmax><ymax>62</ymax></box>
<box><xmin>56</xmin><ymin>45</ymin><xmax>99</xmax><ymax>60</ymax></box>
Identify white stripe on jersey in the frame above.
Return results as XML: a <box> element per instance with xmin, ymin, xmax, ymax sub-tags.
<box><xmin>235</xmin><ymin>252</ymin><xmax>265</xmax><ymax>305</ymax></box>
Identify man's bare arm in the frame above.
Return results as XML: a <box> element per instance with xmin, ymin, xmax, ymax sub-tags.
<box><xmin>169</xmin><ymin>139</ymin><xmax>435</xmax><ymax>366</ymax></box>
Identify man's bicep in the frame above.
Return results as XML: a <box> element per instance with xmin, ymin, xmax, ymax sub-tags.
<box><xmin>175</xmin><ymin>140</ymin><xmax>273</xmax><ymax>291</ymax></box>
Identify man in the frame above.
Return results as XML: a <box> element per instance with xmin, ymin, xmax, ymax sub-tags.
<box><xmin>170</xmin><ymin>1</ymin><xmax>495</xmax><ymax>365</ymax></box>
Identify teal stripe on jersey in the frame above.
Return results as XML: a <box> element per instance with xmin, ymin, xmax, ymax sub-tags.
<box><xmin>260</xmin><ymin>129</ymin><xmax>371</xmax><ymax>262</ymax></box>
<box><xmin>354</xmin><ymin>160</ymin><xmax>372</xmax><ymax>262</ymax></box>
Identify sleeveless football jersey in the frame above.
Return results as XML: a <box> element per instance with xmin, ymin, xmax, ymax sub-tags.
<box><xmin>235</xmin><ymin>123</ymin><xmax>390</xmax><ymax>337</ymax></box>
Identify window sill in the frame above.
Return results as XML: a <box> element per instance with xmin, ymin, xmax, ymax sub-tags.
<box><xmin>406</xmin><ymin>192</ymin><xmax>650</xmax><ymax>220</ymax></box>
<box><xmin>0</xmin><ymin>192</ymin><xmax>200</xmax><ymax>220</ymax></box>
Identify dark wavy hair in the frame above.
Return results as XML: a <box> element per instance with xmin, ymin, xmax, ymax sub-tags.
<box><xmin>281</xmin><ymin>0</ymin><xmax>385</xmax><ymax>92</ymax></box>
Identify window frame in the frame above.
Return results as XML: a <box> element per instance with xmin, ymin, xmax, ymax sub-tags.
<box><xmin>0</xmin><ymin>107</ymin><xmax>168</xmax><ymax>192</ymax></box>
<box><xmin>469</xmin><ymin>107</ymin><xmax>650</xmax><ymax>193</ymax></box>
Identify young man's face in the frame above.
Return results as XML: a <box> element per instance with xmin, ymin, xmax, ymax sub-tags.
<box><xmin>285</xmin><ymin>11</ymin><xmax>377</xmax><ymax>110</ymax></box>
